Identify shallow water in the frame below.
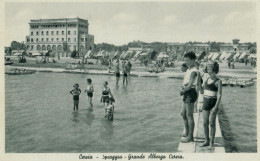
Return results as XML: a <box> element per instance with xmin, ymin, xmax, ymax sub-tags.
<box><xmin>5</xmin><ymin>73</ymin><xmax>257</xmax><ymax>152</ymax></box>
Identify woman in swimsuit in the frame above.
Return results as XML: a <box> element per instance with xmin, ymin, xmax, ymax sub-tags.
<box><xmin>101</xmin><ymin>81</ymin><xmax>114</xmax><ymax>116</ymax></box>
<box><xmin>85</xmin><ymin>79</ymin><xmax>94</xmax><ymax>110</ymax></box>
<box><xmin>200</xmin><ymin>61</ymin><xmax>222</xmax><ymax>150</ymax></box>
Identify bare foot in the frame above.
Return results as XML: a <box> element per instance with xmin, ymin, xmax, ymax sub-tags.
<box><xmin>208</xmin><ymin>145</ymin><xmax>215</xmax><ymax>150</ymax></box>
<box><xmin>180</xmin><ymin>134</ymin><xmax>188</xmax><ymax>137</ymax></box>
<box><xmin>200</xmin><ymin>141</ymin><xmax>209</xmax><ymax>147</ymax></box>
<box><xmin>181</xmin><ymin>137</ymin><xmax>194</xmax><ymax>143</ymax></box>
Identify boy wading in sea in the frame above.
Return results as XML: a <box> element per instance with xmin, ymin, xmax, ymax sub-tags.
<box><xmin>70</xmin><ymin>83</ymin><xmax>81</xmax><ymax>111</ymax></box>
<box><xmin>200</xmin><ymin>61</ymin><xmax>222</xmax><ymax>150</ymax></box>
<box><xmin>85</xmin><ymin>79</ymin><xmax>94</xmax><ymax>110</ymax></box>
<box><xmin>106</xmin><ymin>97</ymin><xmax>115</xmax><ymax>121</ymax></box>
<box><xmin>180</xmin><ymin>51</ymin><xmax>198</xmax><ymax>143</ymax></box>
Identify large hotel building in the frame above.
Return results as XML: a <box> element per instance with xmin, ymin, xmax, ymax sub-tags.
<box><xmin>25</xmin><ymin>18</ymin><xmax>94</xmax><ymax>57</ymax></box>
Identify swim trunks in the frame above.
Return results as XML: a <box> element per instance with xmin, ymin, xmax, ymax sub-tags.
<box><xmin>202</xmin><ymin>97</ymin><xmax>217</xmax><ymax>110</ymax></box>
<box><xmin>183</xmin><ymin>88</ymin><xmax>197</xmax><ymax>103</ymax></box>
<box><xmin>123</xmin><ymin>72</ymin><xmax>128</xmax><ymax>77</ymax></box>
<box><xmin>73</xmin><ymin>95</ymin><xmax>79</xmax><ymax>100</ymax></box>
<box><xmin>115</xmin><ymin>71</ymin><xmax>120</xmax><ymax>77</ymax></box>
<box><xmin>87</xmin><ymin>92</ymin><xmax>93</xmax><ymax>98</ymax></box>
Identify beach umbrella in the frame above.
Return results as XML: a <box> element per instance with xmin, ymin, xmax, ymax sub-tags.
<box><xmin>84</xmin><ymin>50</ymin><xmax>92</xmax><ymax>58</ymax></box>
<box><xmin>157</xmin><ymin>53</ymin><xmax>169</xmax><ymax>59</ymax></box>
<box><xmin>13</xmin><ymin>53</ymin><xmax>22</xmax><ymax>56</ymax></box>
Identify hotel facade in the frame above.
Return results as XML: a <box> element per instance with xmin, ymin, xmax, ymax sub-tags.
<box><xmin>25</xmin><ymin>18</ymin><xmax>94</xmax><ymax>57</ymax></box>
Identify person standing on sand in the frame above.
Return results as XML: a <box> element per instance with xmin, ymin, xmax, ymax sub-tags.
<box><xmin>180</xmin><ymin>51</ymin><xmax>198</xmax><ymax>143</ymax></box>
<box><xmin>199</xmin><ymin>61</ymin><xmax>222</xmax><ymax>150</ymax></box>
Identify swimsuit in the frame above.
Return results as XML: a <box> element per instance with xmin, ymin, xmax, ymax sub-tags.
<box><xmin>202</xmin><ymin>78</ymin><xmax>219</xmax><ymax>110</ymax></box>
<box><xmin>87</xmin><ymin>92</ymin><xmax>93</xmax><ymax>97</ymax></box>
<box><xmin>115</xmin><ymin>71</ymin><xmax>120</xmax><ymax>77</ymax></box>
<box><xmin>73</xmin><ymin>95</ymin><xmax>79</xmax><ymax>100</ymax></box>
<box><xmin>183</xmin><ymin>87</ymin><xmax>197</xmax><ymax>103</ymax></box>
<box><xmin>102</xmin><ymin>88</ymin><xmax>110</xmax><ymax>103</ymax></box>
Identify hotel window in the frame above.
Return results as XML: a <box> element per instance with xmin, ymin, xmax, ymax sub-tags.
<box><xmin>74</xmin><ymin>45</ymin><xmax>76</xmax><ymax>50</ymax></box>
<box><xmin>68</xmin><ymin>31</ymin><xmax>71</xmax><ymax>35</ymax></box>
<box><xmin>74</xmin><ymin>31</ymin><xmax>76</xmax><ymax>35</ymax></box>
<box><xmin>31</xmin><ymin>32</ymin><xmax>33</xmax><ymax>36</ymax></box>
<box><xmin>51</xmin><ymin>38</ymin><xmax>54</xmax><ymax>41</ymax></box>
<box><xmin>62</xmin><ymin>38</ymin><xmax>64</xmax><ymax>41</ymax></box>
<box><xmin>85</xmin><ymin>38</ymin><xmax>87</xmax><ymax>42</ymax></box>
<box><xmin>46</xmin><ymin>31</ymin><xmax>49</xmax><ymax>35</ymax></box>
<box><xmin>81</xmin><ymin>38</ymin><xmax>84</xmax><ymax>42</ymax></box>
<box><xmin>47</xmin><ymin>38</ymin><xmax>49</xmax><ymax>42</ymax></box>
<box><xmin>36</xmin><ymin>38</ymin><xmax>38</xmax><ymax>42</ymax></box>
<box><xmin>31</xmin><ymin>38</ymin><xmax>33</xmax><ymax>42</ymax></box>
<box><xmin>36</xmin><ymin>31</ymin><xmax>39</xmax><ymax>35</ymax></box>
<box><xmin>42</xmin><ymin>38</ymin><xmax>44</xmax><ymax>41</ymax></box>
<box><xmin>68</xmin><ymin>38</ymin><xmax>71</xmax><ymax>42</ymax></box>
<box><xmin>51</xmin><ymin>31</ymin><xmax>54</xmax><ymax>35</ymax></box>
<box><xmin>62</xmin><ymin>31</ymin><xmax>64</xmax><ymax>35</ymax></box>
<box><xmin>41</xmin><ymin>31</ymin><xmax>44</xmax><ymax>35</ymax></box>
<box><xmin>56</xmin><ymin>31</ymin><xmax>59</xmax><ymax>35</ymax></box>
<box><xmin>57</xmin><ymin>38</ymin><xmax>59</xmax><ymax>41</ymax></box>
<box><xmin>27</xmin><ymin>38</ymin><xmax>30</xmax><ymax>42</ymax></box>
<box><xmin>31</xmin><ymin>45</ymin><xmax>34</xmax><ymax>50</ymax></box>
<box><xmin>74</xmin><ymin>38</ymin><xmax>76</xmax><ymax>42</ymax></box>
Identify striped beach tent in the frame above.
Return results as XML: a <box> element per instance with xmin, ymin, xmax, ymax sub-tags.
<box><xmin>220</xmin><ymin>52</ymin><xmax>227</xmax><ymax>60</ymax></box>
<box><xmin>239</xmin><ymin>52</ymin><xmax>248</xmax><ymax>60</ymax></box>
<box><xmin>211</xmin><ymin>53</ymin><xmax>221</xmax><ymax>61</ymax></box>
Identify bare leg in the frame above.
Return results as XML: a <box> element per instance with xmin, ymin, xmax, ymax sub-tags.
<box><xmin>181</xmin><ymin>103</ymin><xmax>194</xmax><ymax>142</ymax></box>
<box><xmin>200</xmin><ymin>110</ymin><xmax>210</xmax><ymax>147</ymax></box>
<box><xmin>209</xmin><ymin>110</ymin><xmax>218</xmax><ymax>150</ymax></box>
<box><xmin>180</xmin><ymin>103</ymin><xmax>189</xmax><ymax>137</ymax></box>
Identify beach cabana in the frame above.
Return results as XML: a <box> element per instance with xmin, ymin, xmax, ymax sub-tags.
<box><xmin>119</xmin><ymin>51</ymin><xmax>127</xmax><ymax>59</ymax></box>
<box><xmin>207</xmin><ymin>52</ymin><xmax>215</xmax><ymax>59</ymax></box>
<box><xmin>233</xmin><ymin>52</ymin><xmax>241</xmax><ymax>60</ymax></box>
<box><xmin>211</xmin><ymin>53</ymin><xmax>221</xmax><ymax>61</ymax></box>
<box><xmin>224</xmin><ymin>53</ymin><xmax>233</xmax><ymax>60</ymax></box>
<box><xmin>134</xmin><ymin>52</ymin><xmax>148</xmax><ymax>61</ymax></box>
<box><xmin>239</xmin><ymin>52</ymin><xmax>248</xmax><ymax>60</ymax></box>
<box><xmin>220</xmin><ymin>52</ymin><xmax>227</xmax><ymax>60</ymax></box>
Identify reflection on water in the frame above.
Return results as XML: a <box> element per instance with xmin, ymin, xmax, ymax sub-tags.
<box><xmin>5</xmin><ymin>73</ymin><xmax>256</xmax><ymax>152</ymax></box>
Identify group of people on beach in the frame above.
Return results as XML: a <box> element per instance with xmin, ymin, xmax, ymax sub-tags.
<box><xmin>179</xmin><ymin>51</ymin><xmax>222</xmax><ymax>150</ymax></box>
<box><xmin>69</xmin><ymin>79</ymin><xmax>115</xmax><ymax>120</ymax></box>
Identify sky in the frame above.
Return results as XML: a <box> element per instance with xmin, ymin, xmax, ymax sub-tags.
<box><xmin>4</xmin><ymin>1</ymin><xmax>257</xmax><ymax>46</ymax></box>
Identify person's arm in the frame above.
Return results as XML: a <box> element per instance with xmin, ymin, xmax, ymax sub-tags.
<box><xmin>183</xmin><ymin>71</ymin><xmax>197</xmax><ymax>92</ymax></box>
<box><xmin>79</xmin><ymin>89</ymin><xmax>81</xmax><ymax>95</ymax></box>
<box><xmin>70</xmin><ymin>90</ymin><xmax>74</xmax><ymax>95</ymax></box>
<box><xmin>212</xmin><ymin>79</ymin><xmax>222</xmax><ymax>113</ymax></box>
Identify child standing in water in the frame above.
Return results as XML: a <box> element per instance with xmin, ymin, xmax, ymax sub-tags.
<box><xmin>85</xmin><ymin>79</ymin><xmax>94</xmax><ymax>110</ymax></box>
<box><xmin>101</xmin><ymin>81</ymin><xmax>114</xmax><ymax>117</ymax></box>
<box><xmin>200</xmin><ymin>61</ymin><xmax>222</xmax><ymax>150</ymax></box>
<box><xmin>106</xmin><ymin>97</ymin><xmax>115</xmax><ymax>121</ymax></box>
<box><xmin>70</xmin><ymin>83</ymin><xmax>81</xmax><ymax>111</ymax></box>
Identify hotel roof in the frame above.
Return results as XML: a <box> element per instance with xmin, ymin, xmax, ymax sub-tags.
<box><xmin>30</xmin><ymin>18</ymin><xmax>88</xmax><ymax>24</ymax></box>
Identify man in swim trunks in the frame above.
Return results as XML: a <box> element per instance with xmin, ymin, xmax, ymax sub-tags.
<box><xmin>70</xmin><ymin>83</ymin><xmax>81</xmax><ymax>111</ymax></box>
<box><xmin>200</xmin><ymin>61</ymin><xmax>222</xmax><ymax>150</ymax></box>
<box><xmin>115</xmin><ymin>59</ymin><xmax>120</xmax><ymax>84</ymax></box>
<box><xmin>180</xmin><ymin>51</ymin><xmax>198</xmax><ymax>143</ymax></box>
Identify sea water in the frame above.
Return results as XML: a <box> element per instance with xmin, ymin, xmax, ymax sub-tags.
<box><xmin>5</xmin><ymin>73</ymin><xmax>256</xmax><ymax>152</ymax></box>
